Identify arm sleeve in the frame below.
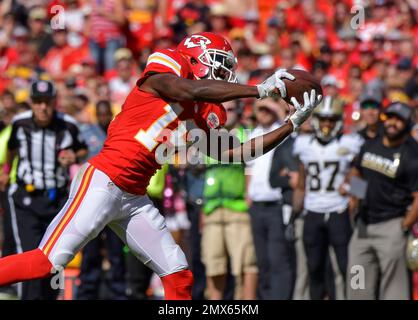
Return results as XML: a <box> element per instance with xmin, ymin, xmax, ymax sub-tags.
<box><xmin>67</xmin><ymin>123</ymin><xmax>88</xmax><ymax>152</ymax></box>
<box><xmin>353</xmin><ymin>144</ymin><xmax>366</xmax><ymax>171</ymax></box>
<box><xmin>344</xmin><ymin>134</ymin><xmax>365</xmax><ymax>163</ymax></box>
<box><xmin>7</xmin><ymin>122</ymin><xmax>19</xmax><ymax>151</ymax></box>
<box><xmin>292</xmin><ymin>135</ymin><xmax>303</xmax><ymax>158</ymax></box>
<box><xmin>269</xmin><ymin>146</ymin><xmax>290</xmax><ymax>189</ymax></box>
<box><xmin>409</xmin><ymin>169</ymin><xmax>418</xmax><ymax>192</ymax></box>
<box><xmin>407</xmin><ymin>153</ymin><xmax>418</xmax><ymax>192</ymax></box>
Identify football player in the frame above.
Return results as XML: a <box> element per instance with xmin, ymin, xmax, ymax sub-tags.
<box><xmin>292</xmin><ymin>96</ymin><xmax>363</xmax><ymax>299</ymax></box>
<box><xmin>0</xmin><ymin>32</ymin><xmax>321</xmax><ymax>300</ymax></box>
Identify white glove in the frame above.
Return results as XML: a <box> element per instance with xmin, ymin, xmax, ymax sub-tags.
<box><xmin>288</xmin><ymin>89</ymin><xmax>322</xmax><ymax>130</ymax></box>
<box><xmin>256</xmin><ymin>69</ymin><xmax>295</xmax><ymax>99</ymax></box>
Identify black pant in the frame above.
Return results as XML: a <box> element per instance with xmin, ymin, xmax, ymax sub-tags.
<box><xmin>76</xmin><ymin>227</ymin><xmax>127</xmax><ymax>300</ymax></box>
<box><xmin>125</xmin><ymin>251</ymin><xmax>154</xmax><ymax>300</ymax></box>
<box><xmin>0</xmin><ymin>188</ymin><xmax>16</xmax><ymax>257</ymax></box>
<box><xmin>249</xmin><ymin>202</ymin><xmax>296</xmax><ymax>300</ymax></box>
<box><xmin>11</xmin><ymin>185</ymin><xmax>67</xmax><ymax>300</ymax></box>
<box><xmin>186</xmin><ymin>201</ymin><xmax>206</xmax><ymax>300</ymax></box>
<box><xmin>303</xmin><ymin>210</ymin><xmax>352</xmax><ymax>300</ymax></box>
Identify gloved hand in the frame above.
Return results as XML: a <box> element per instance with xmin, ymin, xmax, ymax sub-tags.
<box><xmin>284</xmin><ymin>222</ymin><xmax>296</xmax><ymax>242</ymax></box>
<box><xmin>288</xmin><ymin>89</ymin><xmax>322</xmax><ymax>130</ymax></box>
<box><xmin>256</xmin><ymin>69</ymin><xmax>295</xmax><ymax>99</ymax></box>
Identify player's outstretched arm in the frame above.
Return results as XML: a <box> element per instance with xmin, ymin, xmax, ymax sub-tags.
<box><xmin>221</xmin><ymin>90</ymin><xmax>322</xmax><ymax>162</ymax></box>
<box><xmin>140</xmin><ymin>69</ymin><xmax>294</xmax><ymax>103</ymax></box>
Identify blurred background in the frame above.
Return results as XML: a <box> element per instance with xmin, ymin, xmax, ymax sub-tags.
<box><xmin>0</xmin><ymin>0</ymin><xmax>417</xmax><ymax>300</ymax></box>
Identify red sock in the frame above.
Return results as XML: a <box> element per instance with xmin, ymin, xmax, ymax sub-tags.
<box><xmin>161</xmin><ymin>269</ymin><xmax>194</xmax><ymax>300</ymax></box>
<box><xmin>0</xmin><ymin>249</ymin><xmax>53</xmax><ymax>286</ymax></box>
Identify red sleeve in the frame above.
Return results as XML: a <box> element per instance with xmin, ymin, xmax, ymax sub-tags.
<box><xmin>194</xmin><ymin>102</ymin><xmax>227</xmax><ymax>132</ymax></box>
<box><xmin>136</xmin><ymin>49</ymin><xmax>192</xmax><ymax>87</ymax></box>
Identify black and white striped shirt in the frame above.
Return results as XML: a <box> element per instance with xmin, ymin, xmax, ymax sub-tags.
<box><xmin>8</xmin><ymin>111</ymin><xmax>87</xmax><ymax>190</ymax></box>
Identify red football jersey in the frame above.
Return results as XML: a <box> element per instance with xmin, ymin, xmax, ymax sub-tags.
<box><xmin>89</xmin><ymin>49</ymin><xmax>226</xmax><ymax>195</ymax></box>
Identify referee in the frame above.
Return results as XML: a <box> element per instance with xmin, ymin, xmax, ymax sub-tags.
<box><xmin>0</xmin><ymin>80</ymin><xmax>87</xmax><ymax>299</ymax></box>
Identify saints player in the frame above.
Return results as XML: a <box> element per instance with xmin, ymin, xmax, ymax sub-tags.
<box><xmin>292</xmin><ymin>96</ymin><xmax>363</xmax><ymax>299</ymax></box>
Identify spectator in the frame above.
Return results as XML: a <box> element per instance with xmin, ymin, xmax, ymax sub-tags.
<box><xmin>246</xmin><ymin>98</ymin><xmax>293</xmax><ymax>300</ymax></box>
<box><xmin>277</xmin><ymin>47</ymin><xmax>299</xmax><ymax>70</ymax></box>
<box><xmin>347</xmin><ymin>102</ymin><xmax>418</xmax><ymax>300</ymax></box>
<box><xmin>0</xmin><ymin>24</ymin><xmax>20</xmax><ymax>76</ymax></box>
<box><xmin>153</xmin><ymin>27</ymin><xmax>175</xmax><ymax>51</ymax></box>
<box><xmin>67</xmin><ymin>88</ymin><xmax>93</xmax><ymax>124</ymax></box>
<box><xmin>63</xmin><ymin>0</ymin><xmax>87</xmax><ymax>35</ymax></box>
<box><xmin>125</xmin><ymin>0</ymin><xmax>155</xmax><ymax>56</ymax></box>
<box><xmin>269</xmin><ymin>126</ymin><xmax>300</xmax><ymax>299</ymax></box>
<box><xmin>358</xmin><ymin>86</ymin><xmax>384</xmax><ymax>141</ymax></box>
<box><xmin>208</xmin><ymin>4</ymin><xmax>229</xmax><ymax>38</ymax></box>
<box><xmin>40</xmin><ymin>28</ymin><xmax>84</xmax><ymax>81</ymax></box>
<box><xmin>171</xmin><ymin>0</ymin><xmax>210</xmax><ymax>42</ymax></box>
<box><xmin>0</xmin><ymin>90</ymin><xmax>18</xmax><ymax>299</ymax></box>
<box><xmin>202</xmin><ymin>99</ymin><xmax>257</xmax><ymax>300</ymax></box>
<box><xmin>108</xmin><ymin>48</ymin><xmax>137</xmax><ymax>106</ymax></box>
<box><xmin>85</xmin><ymin>0</ymin><xmax>126</xmax><ymax>73</ymax></box>
<box><xmin>293</xmin><ymin>97</ymin><xmax>363</xmax><ymax>300</ymax></box>
<box><xmin>27</xmin><ymin>6</ymin><xmax>54</xmax><ymax>58</ymax></box>
<box><xmin>321</xmin><ymin>75</ymin><xmax>341</xmax><ymax>98</ymax></box>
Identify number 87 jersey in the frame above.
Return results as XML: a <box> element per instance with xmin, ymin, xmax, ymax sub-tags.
<box><xmin>89</xmin><ymin>48</ymin><xmax>226</xmax><ymax>195</ymax></box>
<box><xmin>293</xmin><ymin>133</ymin><xmax>364</xmax><ymax>213</ymax></box>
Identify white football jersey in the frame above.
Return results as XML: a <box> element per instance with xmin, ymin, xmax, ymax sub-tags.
<box><xmin>293</xmin><ymin>133</ymin><xmax>364</xmax><ymax>213</ymax></box>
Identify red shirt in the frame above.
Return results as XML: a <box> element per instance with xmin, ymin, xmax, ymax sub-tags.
<box><xmin>89</xmin><ymin>49</ymin><xmax>226</xmax><ymax>195</ymax></box>
<box><xmin>40</xmin><ymin>45</ymin><xmax>83</xmax><ymax>78</ymax></box>
<box><xmin>89</xmin><ymin>0</ymin><xmax>123</xmax><ymax>44</ymax></box>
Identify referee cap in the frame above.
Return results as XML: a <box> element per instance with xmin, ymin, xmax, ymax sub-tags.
<box><xmin>30</xmin><ymin>80</ymin><xmax>57</xmax><ymax>100</ymax></box>
<box><xmin>384</xmin><ymin>101</ymin><xmax>412</xmax><ymax>123</ymax></box>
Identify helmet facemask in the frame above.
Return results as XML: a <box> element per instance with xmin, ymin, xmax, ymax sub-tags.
<box><xmin>198</xmin><ymin>45</ymin><xmax>238</xmax><ymax>83</ymax></box>
<box><xmin>312</xmin><ymin>115</ymin><xmax>343</xmax><ymax>143</ymax></box>
<box><xmin>312</xmin><ymin>96</ymin><xmax>344</xmax><ymax>142</ymax></box>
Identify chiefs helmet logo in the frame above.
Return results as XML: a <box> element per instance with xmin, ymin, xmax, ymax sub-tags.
<box><xmin>184</xmin><ymin>35</ymin><xmax>212</xmax><ymax>49</ymax></box>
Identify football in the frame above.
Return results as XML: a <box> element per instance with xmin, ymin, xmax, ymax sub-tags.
<box><xmin>282</xmin><ymin>69</ymin><xmax>323</xmax><ymax>105</ymax></box>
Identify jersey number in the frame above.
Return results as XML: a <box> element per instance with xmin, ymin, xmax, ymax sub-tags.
<box><xmin>307</xmin><ymin>161</ymin><xmax>339</xmax><ymax>192</ymax></box>
<box><xmin>134</xmin><ymin>104</ymin><xmax>179</xmax><ymax>151</ymax></box>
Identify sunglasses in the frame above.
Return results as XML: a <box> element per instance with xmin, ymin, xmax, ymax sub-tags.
<box><xmin>32</xmin><ymin>97</ymin><xmax>54</xmax><ymax>104</ymax></box>
<box><xmin>257</xmin><ymin>106</ymin><xmax>274</xmax><ymax>112</ymax></box>
<box><xmin>361</xmin><ymin>103</ymin><xmax>380</xmax><ymax>110</ymax></box>
<box><xmin>317</xmin><ymin>116</ymin><xmax>341</xmax><ymax>121</ymax></box>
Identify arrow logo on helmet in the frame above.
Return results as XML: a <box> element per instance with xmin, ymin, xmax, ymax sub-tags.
<box><xmin>184</xmin><ymin>35</ymin><xmax>212</xmax><ymax>49</ymax></box>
